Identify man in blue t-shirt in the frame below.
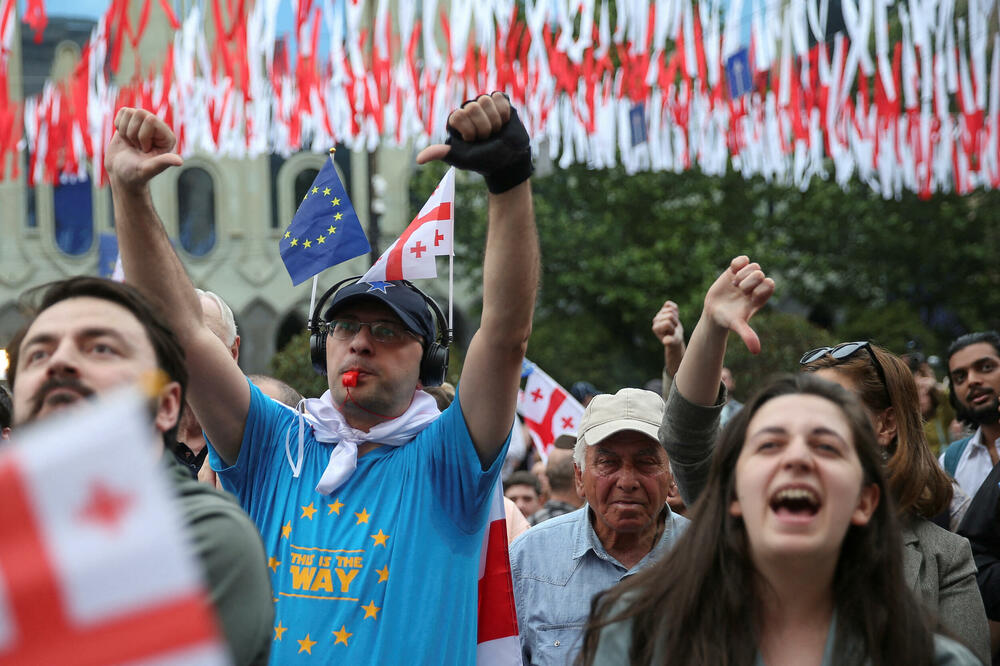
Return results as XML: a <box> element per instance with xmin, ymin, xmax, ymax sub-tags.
<box><xmin>106</xmin><ymin>93</ymin><xmax>539</xmax><ymax>663</ymax></box>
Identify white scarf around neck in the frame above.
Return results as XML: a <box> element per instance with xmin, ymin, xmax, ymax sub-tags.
<box><xmin>285</xmin><ymin>389</ymin><xmax>441</xmax><ymax>495</ymax></box>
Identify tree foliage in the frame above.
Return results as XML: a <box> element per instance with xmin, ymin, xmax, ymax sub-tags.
<box><xmin>410</xmin><ymin>160</ymin><xmax>1000</xmax><ymax>394</ymax></box>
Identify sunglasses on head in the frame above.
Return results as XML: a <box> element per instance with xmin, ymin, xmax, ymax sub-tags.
<box><xmin>799</xmin><ymin>341</ymin><xmax>890</xmax><ymax>394</ymax></box>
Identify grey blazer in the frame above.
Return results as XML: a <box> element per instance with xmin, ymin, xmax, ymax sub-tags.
<box><xmin>660</xmin><ymin>382</ymin><xmax>990</xmax><ymax>665</ymax></box>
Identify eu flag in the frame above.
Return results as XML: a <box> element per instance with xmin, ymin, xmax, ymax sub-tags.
<box><xmin>97</xmin><ymin>233</ymin><xmax>120</xmax><ymax>279</ymax></box>
<box><xmin>279</xmin><ymin>155</ymin><xmax>371</xmax><ymax>285</ymax></box>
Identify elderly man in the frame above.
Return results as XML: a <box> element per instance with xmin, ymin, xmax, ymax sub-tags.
<box><xmin>509</xmin><ymin>388</ymin><xmax>688</xmax><ymax>664</ymax></box>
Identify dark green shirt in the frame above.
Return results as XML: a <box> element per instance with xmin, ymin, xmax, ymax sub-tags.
<box><xmin>165</xmin><ymin>453</ymin><xmax>274</xmax><ymax>665</ymax></box>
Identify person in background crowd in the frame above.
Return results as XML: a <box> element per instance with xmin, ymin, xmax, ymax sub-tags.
<box><xmin>174</xmin><ymin>290</ymin><xmax>241</xmax><ymax>478</ymax></box>
<box><xmin>528</xmin><ymin>435</ymin><xmax>584</xmax><ymax>525</ymax></box>
<box><xmin>5</xmin><ymin>277</ymin><xmax>273</xmax><ymax>664</ymax></box>
<box><xmin>660</xmin><ymin>256</ymin><xmax>989</xmax><ymax>663</ymax></box>
<box><xmin>570</xmin><ymin>381</ymin><xmax>602</xmax><ymax>407</ymax></box>
<box><xmin>719</xmin><ymin>366</ymin><xmax>743</xmax><ymax>425</ymax></box>
<box><xmin>0</xmin><ymin>385</ymin><xmax>11</xmax><ymax>440</ymax></box>
<box><xmin>940</xmin><ymin>332</ymin><xmax>1000</xmax><ymax>501</ymax></box>
<box><xmin>650</xmin><ymin>300</ymin><xmax>685</xmax><ymax>399</ymax></box>
<box><xmin>905</xmin><ymin>352</ymin><xmax>955</xmax><ymax>455</ymax></box>
<box><xmin>248</xmin><ymin>374</ymin><xmax>304</xmax><ymax>409</ymax></box>
<box><xmin>505</xmin><ymin>470</ymin><xmax>544</xmax><ymax>519</ymax></box>
<box><xmin>510</xmin><ymin>388</ymin><xmax>686</xmax><ymax>664</ymax></box>
<box><xmin>583</xmin><ymin>375</ymin><xmax>978</xmax><ymax>666</ymax></box>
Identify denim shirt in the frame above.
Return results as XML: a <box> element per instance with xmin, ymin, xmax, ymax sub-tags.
<box><xmin>509</xmin><ymin>505</ymin><xmax>689</xmax><ymax>665</ymax></box>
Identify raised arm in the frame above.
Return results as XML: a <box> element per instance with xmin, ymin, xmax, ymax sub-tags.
<box><xmin>417</xmin><ymin>93</ymin><xmax>539</xmax><ymax>467</ymax></box>
<box><xmin>106</xmin><ymin>108</ymin><xmax>250</xmax><ymax>465</ymax></box>
<box><xmin>652</xmin><ymin>300</ymin><xmax>686</xmax><ymax>397</ymax></box>
<box><xmin>661</xmin><ymin>256</ymin><xmax>774</xmax><ymax>505</ymax></box>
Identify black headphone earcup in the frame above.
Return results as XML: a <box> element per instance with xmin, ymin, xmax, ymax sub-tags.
<box><xmin>419</xmin><ymin>343</ymin><xmax>449</xmax><ymax>387</ymax></box>
<box><xmin>310</xmin><ymin>329</ymin><xmax>327</xmax><ymax>375</ymax></box>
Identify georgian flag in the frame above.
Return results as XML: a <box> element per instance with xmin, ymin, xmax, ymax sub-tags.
<box><xmin>360</xmin><ymin>167</ymin><xmax>455</xmax><ymax>282</ymax></box>
<box><xmin>0</xmin><ymin>389</ymin><xmax>227</xmax><ymax>665</ymax></box>
<box><xmin>476</xmin><ymin>481</ymin><xmax>521</xmax><ymax>665</ymax></box>
<box><xmin>517</xmin><ymin>363</ymin><xmax>585</xmax><ymax>461</ymax></box>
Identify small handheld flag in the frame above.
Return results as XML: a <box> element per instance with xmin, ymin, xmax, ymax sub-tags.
<box><xmin>280</xmin><ymin>153</ymin><xmax>371</xmax><ymax>285</ymax></box>
<box><xmin>360</xmin><ymin>167</ymin><xmax>455</xmax><ymax>283</ymax></box>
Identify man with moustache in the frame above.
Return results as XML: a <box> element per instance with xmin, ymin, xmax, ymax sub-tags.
<box><xmin>940</xmin><ymin>331</ymin><xmax>1000</xmax><ymax>499</ymax></box>
<box><xmin>5</xmin><ymin>277</ymin><xmax>273</xmax><ymax>664</ymax></box>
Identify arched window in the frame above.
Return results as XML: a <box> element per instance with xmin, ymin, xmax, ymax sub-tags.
<box><xmin>53</xmin><ymin>175</ymin><xmax>93</xmax><ymax>255</ymax></box>
<box><xmin>178</xmin><ymin>167</ymin><xmax>216</xmax><ymax>256</ymax></box>
<box><xmin>293</xmin><ymin>167</ymin><xmax>320</xmax><ymax>211</ymax></box>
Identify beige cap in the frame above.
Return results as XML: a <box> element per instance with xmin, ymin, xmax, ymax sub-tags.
<box><xmin>578</xmin><ymin>388</ymin><xmax>664</xmax><ymax>447</ymax></box>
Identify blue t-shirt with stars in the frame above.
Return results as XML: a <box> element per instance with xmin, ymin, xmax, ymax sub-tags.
<box><xmin>208</xmin><ymin>380</ymin><xmax>507</xmax><ymax>663</ymax></box>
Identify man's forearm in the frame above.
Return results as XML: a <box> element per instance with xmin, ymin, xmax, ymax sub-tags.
<box><xmin>112</xmin><ymin>183</ymin><xmax>203</xmax><ymax>344</ymax></box>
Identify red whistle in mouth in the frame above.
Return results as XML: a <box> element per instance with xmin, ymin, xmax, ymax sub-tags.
<box><xmin>342</xmin><ymin>371</ymin><xmax>359</xmax><ymax>387</ymax></box>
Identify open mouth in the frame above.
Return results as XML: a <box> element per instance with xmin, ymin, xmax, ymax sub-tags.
<box><xmin>769</xmin><ymin>487</ymin><xmax>820</xmax><ymax>518</ymax></box>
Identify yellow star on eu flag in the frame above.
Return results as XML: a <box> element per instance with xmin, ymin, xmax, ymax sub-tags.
<box><xmin>312</xmin><ymin>187</ymin><xmax>319</xmax><ymax>194</ymax></box>
<box><xmin>284</xmin><ymin>231</ymin><xmax>290</xmax><ymax>239</ymax></box>
<box><xmin>328</xmin><ymin>226</ymin><xmax>337</xmax><ymax>234</ymax></box>
<box><xmin>316</xmin><ymin>235</ymin><xmax>326</xmax><ymax>244</ymax></box>
<box><xmin>335</xmin><ymin>212</ymin><xmax>343</xmax><ymax>221</ymax></box>
<box><xmin>290</xmin><ymin>238</ymin><xmax>298</xmax><ymax>247</ymax></box>
<box><xmin>323</xmin><ymin>187</ymin><xmax>331</xmax><ymax>196</ymax></box>
<box><xmin>331</xmin><ymin>197</ymin><xmax>341</xmax><ymax>206</ymax></box>
<box><xmin>303</xmin><ymin>239</ymin><xmax>312</xmax><ymax>249</ymax></box>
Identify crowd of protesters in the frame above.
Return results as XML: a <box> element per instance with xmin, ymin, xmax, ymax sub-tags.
<box><xmin>1</xmin><ymin>93</ymin><xmax>999</xmax><ymax>666</ymax></box>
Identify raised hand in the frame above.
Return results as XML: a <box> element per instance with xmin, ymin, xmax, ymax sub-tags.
<box><xmin>416</xmin><ymin>92</ymin><xmax>532</xmax><ymax>194</ymax></box>
<box><xmin>702</xmin><ymin>256</ymin><xmax>775</xmax><ymax>355</ymax></box>
<box><xmin>105</xmin><ymin>108</ymin><xmax>183</xmax><ymax>191</ymax></box>
<box><xmin>652</xmin><ymin>301</ymin><xmax>685</xmax><ymax>349</ymax></box>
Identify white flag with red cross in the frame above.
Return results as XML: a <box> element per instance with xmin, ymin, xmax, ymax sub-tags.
<box><xmin>517</xmin><ymin>363</ymin><xmax>585</xmax><ymax>461</ymax></box>
<box><xmin>360</xmin><ymin>167</ymin><xmax>455</xmax><ymax>282</ymax></box>
<box><xmin>0</xmin><ymin>389</ymin><xmax>228</xmax><ymax>665</ymax></box>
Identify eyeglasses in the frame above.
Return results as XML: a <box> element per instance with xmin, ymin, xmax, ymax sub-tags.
<box><xmin>800</xmin><ymin>341</ymin><xmax>890</xmax><ymax>395</ymax></box>
<box><xmin>319</xmin><ymin>319</ymin><xmax>416</xmax><ymax>345</ymax></box>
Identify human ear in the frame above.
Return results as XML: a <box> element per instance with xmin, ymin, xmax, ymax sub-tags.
<box><xmin>574</xmin><ymin>463</ymin><xmax>585</xmax><ymax>498</ymax></box>
<box><xmin>874</xmin><ymin>407</ymin><xmax>897</xmax><ymax>448</ymax></box>
<box><xmin>153</xmin><ymin>381</ymin><xmax>182</xmax><ymax>434</ymax></box>
<box><xmin>850</xmin><ymin>483</ymin><xmax>880</xmax><ymax>526</ymax></box>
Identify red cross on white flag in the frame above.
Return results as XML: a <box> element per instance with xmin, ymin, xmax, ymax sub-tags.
<box><xmin>360</xmin><ymin>167</ymin><xmax>455</xmax><ymax>283</ymax></box>
<box><xmin>0</xmin><ymin>389</ymin><xmax>227</xmax><ymax>665</ymax></box>
<box><xmin>516</xmin><ymin>364</ymin><xmax>585</xmax><ymax>460</ymax></box>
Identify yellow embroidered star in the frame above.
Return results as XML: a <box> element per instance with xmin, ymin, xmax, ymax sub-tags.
<box><xmin>355</xmin><ymin>508</ymin><xmax>369</xmax><ymax>524</ymax></box>
<box><xmin>362</xmin><ymin>600</ymin><xmax>381</xmax><ymax>619</ymax></box>
<box><xmin>301</xmin><ymin>503</ymin><xmax>317</xmax><ymax>520</ymax></box>
<box><xmin>376</xmin><ymin>566</ymin><xmax>389</xmax><ymax>583</ymax></box>
<box><xmin>281</xmin><ymin>521</ymin><xmax>292</xmax><ymax>539</ymax></box>
<box><xmin>332</xmin><ymin>625</ymin><xmax>352</xmax><ymax>646</ymax></box>
<box><xmin>274</xmin><ymin>621</ymin><xmax>287</xmax><ymax>640</ymax></box>
<box><xmin>370</xmin><ymin>529</ymin><xmax>390</xmax><ymax>548</ymax></box>
<box><xmin>298</xmin><ymin>633</ymin><xmax>317</xmax><ymax>654</ymax></box>
<box><xmin>328</xmin><ymin>499</ymin><xmax>344</xmax><ymax>515</ymax></box>
<box><xmin>268</xmin><ymin>556</ymin><xmax>281</xmax><ymax>572</ymax></box>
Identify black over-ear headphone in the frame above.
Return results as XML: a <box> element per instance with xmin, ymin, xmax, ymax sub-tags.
<box><xmin>309</xmin><ymin>276</ymin><xmax>451</xmax><ymax>387</ymax></box>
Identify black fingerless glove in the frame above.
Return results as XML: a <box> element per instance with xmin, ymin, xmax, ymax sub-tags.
<box><xmin>443</xmin><ymin>105</ymin><xmax>533</xmax><ymax>194</ymax></box>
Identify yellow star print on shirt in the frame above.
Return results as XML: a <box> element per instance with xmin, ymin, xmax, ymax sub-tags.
<box><xmin>274</xmin><ymin>622</ymin><xmax>287</xmax><ymax>640</ymax></box>
<box><xmin>328</xmin><ymin>499</ymin><xmax>344</xmax><ymax>515</ymax></box>
<box><xmin>298</xmin><ymin>634</ymin><xmax>317</xmax><ymax>654</ymax></box>
<box><xmin>301</xmin><ymin>503</ymin><xmax>317</xmax><ymax>520</ymax></box>
<box><xmin>362</xmin><ymin>601</ymin><xmax>381</xmax><ymax>620</ymax></box>
<box><xmin>333</xmin><ymin>625</ymin><xmax>353</xmax><ymax>646</ymax></box>
<box><xmin>282</xmin><ymin>521</ymin><xmax>292</xmax><ymax>539</ymax></box>
<box><xmin>376</xmin><ymin>566</ymin><xmax>389</xmax><ymax>583</ymax></box>
<box><xmin>268</xmin><ymin>556</ymin><xmax>281</xmax><ymax>572</ymax></box>
<box><xmin>355</xmin><ymin>508</ymin><xmax>369</xmax><ymax>524</ymax></box>
<box><xmin>370</xmin><ymin>530</ymin><xmax>390</xmax><ymax>547</ymax></box>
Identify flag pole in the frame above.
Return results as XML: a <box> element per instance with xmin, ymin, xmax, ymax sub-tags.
<box><xmin>308</xmin><ymin>275</ymin><xmax>320</xmax><ymax>328</ymax></box>
<box><xmin>448</xmin><ymin>251</ymin><xmax>454</xmax><ymax>338</ymax></box>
